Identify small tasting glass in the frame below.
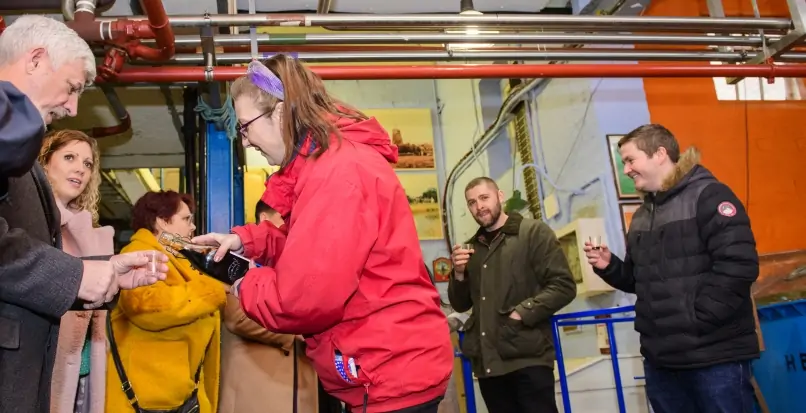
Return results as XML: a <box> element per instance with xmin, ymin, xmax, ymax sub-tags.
<box><xmin>462</xmin><ymin>243</ymin><xmax>474</xmax><ymax>254</ymax></box>
<box><xmin>146</xmin><ymin>250</ymin><xmax>158</xmax><ymax>276</ymax></box>
<box><xmin>589</xmin><ymin>236</ymin><xmax>602</xmax><ymax>250</ymax></box>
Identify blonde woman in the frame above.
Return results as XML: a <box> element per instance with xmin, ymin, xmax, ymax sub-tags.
<box><xmin>40</xmin><ymin>130</ymin><xmax>114</xmax><ymax>413</ymax></box>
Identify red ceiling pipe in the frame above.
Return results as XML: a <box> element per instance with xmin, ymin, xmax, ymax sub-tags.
<box><xmin>127</xmin><ymin>0</ymin><xmax>175</xmax><ymax>60</ymax></box>
<box><xmin>88</xmin><ymin>112</ymin><xmax>131</xmax><ymax>138</ymax></box>
<box><xmin>66</xmin><ymin>14</ymin><xmax>154</xmax><ymax>42</ymax></box>
<box><xmin>0</xmin><ymin>16</ymin><xmax>6</xmax><ymax>35</ymax></box>
<box><xmin>65</xmin><ymin>1</ymin><xmax>173</xmax><ymax>62</ymax></box>
<box><xmin>101</xmin><ymin>63</ymin><xmax>806</xmax><ymax>83</ymax></box>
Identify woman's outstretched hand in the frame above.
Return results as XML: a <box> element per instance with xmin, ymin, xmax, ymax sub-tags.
<box><xmin>191</xmin><ymin>232</ymin><xmax>244</xmax><ymax>262</ymax></box>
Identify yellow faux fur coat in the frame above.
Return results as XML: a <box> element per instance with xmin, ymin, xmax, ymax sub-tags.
<box><xmin>105</xmin><ymin>229</ymin><xmax>227</xmax><ymax>413</ymax></box>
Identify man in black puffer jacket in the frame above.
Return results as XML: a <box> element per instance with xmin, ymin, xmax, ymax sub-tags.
<box><xmin>584</xmin><ymin>124</ymin><xmax>759</xmax><ymax>413</ymax></box>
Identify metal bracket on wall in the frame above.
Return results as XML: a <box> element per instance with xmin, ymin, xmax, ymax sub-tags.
<box><xmin>200</xmin><ymin>12</ymin><xmax>221</xmax><ymax>108</ymax></box>
<box><xmin>726</xmin><ymin>0</ymin><xmax>806</xmax><ymax>84</ymax></box>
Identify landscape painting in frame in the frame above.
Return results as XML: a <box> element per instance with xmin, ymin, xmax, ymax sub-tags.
<box><xmin>607</xmin><ymin>135</ymin><xmax>640</xmax><ymax>200</ymax></box>
<box><xmin>620</xmin><ymin>203</ymin><xmax>641</xmax><ymax>235</ymax></box>
<box><xmin>397</xmin><ymin>173</ymin><xmax>444</xmax><ymax>240</ymax></box>
<box><xmin>364</xmin><ymin>108</ymin><xmax>436</xmax><ymax>170</ymax></box>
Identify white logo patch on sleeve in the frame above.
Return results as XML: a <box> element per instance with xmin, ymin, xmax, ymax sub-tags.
<box><xmin>717</xmin><ymin>201</ymin><xmax>737</xmax><ymax>217</ymax></box>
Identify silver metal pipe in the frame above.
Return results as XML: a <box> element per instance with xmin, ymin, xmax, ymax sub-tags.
<box><xmin>160</xmin><ymin>32</ymin><xmax>779</xmax><ymax>48</ymax></box>
<box><xmin>95</xmin><ymin>13</ymin><xmax>792</xmax><ymax>33</ymax></box>
<box><xmin>62</xmin><ymin>0</ymin><xmax>75</xmax><ymax>21</ymax></box>
<box><xmin>161</xmin><ymin>50</ymin><xmax>806</xmax><ymax>64</ymax></box>
<box><xmin>316</xmin><ymin>0</ymin><xmax>332</xmax><ymax>14</ymax></box>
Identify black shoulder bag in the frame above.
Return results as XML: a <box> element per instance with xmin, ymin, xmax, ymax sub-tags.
<box><xmin>106</xmin><ymin>314</ymin><xmax>211</xmax><ymax>413</ymax></box>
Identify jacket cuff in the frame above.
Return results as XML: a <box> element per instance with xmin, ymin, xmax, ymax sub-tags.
<box><xmin>593</xmin><ymin>259</ymin><xmax>616</xmax><ymax>278</ymax></box>
<box><xmin>451</xmin><ymin>270</ymin><xmax>468</xmax><ymax>282</ymax></box>
<box><xmin>231</xmin><ymin>226</ymin><xmax>253</xmax><ymax>257</ymax></box>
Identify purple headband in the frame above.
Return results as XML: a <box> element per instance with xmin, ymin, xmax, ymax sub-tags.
<box><xmin>247</xmin><ymin>59</ymin><xmax>285</xmax><ymax>101</ymax></box>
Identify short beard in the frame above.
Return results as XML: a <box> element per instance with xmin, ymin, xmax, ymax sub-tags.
<box><xmin>475</xmin><ymin>204</ymin><xmax>502</xmax><ymax>230</ymax></box>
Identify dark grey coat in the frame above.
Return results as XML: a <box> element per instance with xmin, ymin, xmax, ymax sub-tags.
<box><xmin>0</xmin><ymin>163</ymin><xmax>85</xmax><ymax>413</ymax></box>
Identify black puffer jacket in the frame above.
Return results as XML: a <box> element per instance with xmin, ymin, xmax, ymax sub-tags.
<box><xmin>595</xmin><ymin>148</ymin><xmax>760</xmax><ymax>369</ymax></box>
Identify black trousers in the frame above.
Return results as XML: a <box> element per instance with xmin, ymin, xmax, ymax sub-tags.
<box><xmin>477</xmin><ymin>366</ymin><xmax>558</xmax><ymax>413</ymax></box>
<box><xmin>346</xmin><ymin>396</ymin><xmax>443</xmax><ymax>413</ymax></box>
<box><xmin>318</xmin><ymin>381</ymin><xmax>343</xmax><ymax>413</ymax></box>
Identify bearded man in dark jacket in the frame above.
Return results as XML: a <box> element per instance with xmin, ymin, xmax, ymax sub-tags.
<box><xmin>585</xmin><ymin>124</ymin><xmax>759</xmax><ymax>413</ymax></box>
<box><xmin>0</xmin><ymin>15</ymin><xmax>167</xmax><ymax>413</ymax></box>
<box><xmin>448</xmin><ymin>177</ymin><xmax>576</xmax><ymax>413</ymax></box>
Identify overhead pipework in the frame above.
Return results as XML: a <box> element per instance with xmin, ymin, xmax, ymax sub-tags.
<box><xmin>0</xmin><ymin>0</ymin><xmax>793</xmax><ymax>83</ymax></box>
<box><xmin>56</xmin><ymin>0</ymin><xmax>805</xmax><ymax>82</ymax></box>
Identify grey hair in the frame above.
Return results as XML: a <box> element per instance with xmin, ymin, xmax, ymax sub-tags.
<box><xmin>0</xmin><ymin>15</ymin><xmax>96</xmax><ymax>85</ymax></box>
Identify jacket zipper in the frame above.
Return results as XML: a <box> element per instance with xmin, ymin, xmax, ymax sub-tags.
<box><xmin>648</xmin><ymin>198</ymin><xmax>667</xmax><ymax>282</ymax></box>
<box><xmin>362</xmin><ymin>384</ymin><xmax>369</xmax><ymax>413</ymax></box>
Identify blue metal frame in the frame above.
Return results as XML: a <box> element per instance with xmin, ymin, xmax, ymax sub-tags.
<box><xmin>204</xmin><ymin>122</ymin><xmax>245</xmax><ymax>232</ymax></box>
<box><xmin>456</xmin><ymin>332</ymin><xmax>477</xmax><ymax>413</ymax></box>
<box><xmin>551</xmin><ymin>306</ymin><xmax>636</xmax><ymax>413</ymax></box>
<box><xmin>233</xmin><ymin>163</ymin><xmax>245</xmax><ymax>226</ymax></box>
<box><xmin>454</xmin><ymin>306</ymin><xmax>637</xmax><ymax>413</ymax></box>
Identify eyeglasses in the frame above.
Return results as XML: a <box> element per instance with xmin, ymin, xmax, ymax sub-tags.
<box><xmin>236</xmin><ymin>112</ymin><xmax>270</xmax><ymax>139</ymax></box>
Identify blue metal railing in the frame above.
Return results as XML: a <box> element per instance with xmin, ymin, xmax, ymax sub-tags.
<box><xmin>454</xmin><ymin>306</ymin><xmax>636</xmax><ymax>413</ymax></box>
<box><xmin>552</xmin><ymin>306</ymin><xmax>636</xmax><ymax>413</ymax></box>
<box><xmin>456</xmin><ymin>332</ymin><xmax>478</xmax><ymax>413</ymax></box>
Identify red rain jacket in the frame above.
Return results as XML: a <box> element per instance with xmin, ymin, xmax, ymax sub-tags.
<box><xmin>232</xmin><ymin>115</ymin><xmax>454</xmax><ymax>412</ymax></box>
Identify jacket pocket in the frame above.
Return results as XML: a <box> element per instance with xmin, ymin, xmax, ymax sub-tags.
<box><xmin>688</xmin><ymin>277</ymin><xmax>706</xmax><ymax>336</ymax></box>
<box><xmin>0</xmin><ymin>315</ymin><xmax>20</xmax><ymax>350</ymax></box>
<box><xmin>311</xmin><ymin>336</ymin><xmax>376</xmax><ymax>394</ymax></box>
<box><xmin>496</xmin><ymin>318</ymin><xmax>551</xmax><ymax>360</ymax></box>
<box><xmin>459</xmin><ymin>315</ymin><xmax>480</xmax><ymax>358</ymax></box>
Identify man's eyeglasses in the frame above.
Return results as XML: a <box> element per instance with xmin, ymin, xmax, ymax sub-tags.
<box><xmin>236</xmin><ymin>112</ymin><xmax>270</xmax><ymax>139</ymax></box>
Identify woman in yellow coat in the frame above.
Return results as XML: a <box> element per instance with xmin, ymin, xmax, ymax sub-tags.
<box><xmin>105</xmin><ymin>190</ymin><xmax>227</xmax><ymax>413</ymax></box>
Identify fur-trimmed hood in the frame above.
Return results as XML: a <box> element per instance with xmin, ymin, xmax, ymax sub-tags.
<box><xmin>645</xmin><ymin>146</ymin><xmax>716</xmax><ymax>205</ymax></box>
<box><xmin>660</xmin><ymin>147</ymin><xmax>701</xmax><ymax>192</ymax></box>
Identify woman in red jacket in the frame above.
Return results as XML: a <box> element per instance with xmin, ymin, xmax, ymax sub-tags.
<box><xmin>193</xmin><ymin>54</ymin><xmax>453</xmax><ymax>413</ymax></box>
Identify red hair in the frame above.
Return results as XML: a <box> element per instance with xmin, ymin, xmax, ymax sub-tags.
<box><xmin>131</xmin><ymin>190</ymin><xmax>195</xmax><ymax>233</ymax></box>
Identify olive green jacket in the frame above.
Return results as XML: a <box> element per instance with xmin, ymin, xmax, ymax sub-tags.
<box><xmin>448</xmin><ymin>213</ymin><xmax>576</xmax><ymax>378</ymax></box>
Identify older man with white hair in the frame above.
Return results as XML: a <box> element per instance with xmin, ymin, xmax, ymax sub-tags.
<box><xmin>0</xmin><ymin>15</ymin><xmax>168</xmax><ymax>413</ymax></box>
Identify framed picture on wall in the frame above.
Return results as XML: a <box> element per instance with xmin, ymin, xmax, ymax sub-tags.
<box><xmin>432</xmin><ymin>257</ymin><xmax>452</xmax><ymax>283</ymax></box>
<box><xmin>619</xmin><ymin>203</ymin><xmax>642</xmax><ymax>235</ymax></box>
<box><xmin>606</xmin><ymin>135</ymin><xmax>640</xmax><ymax>200</ymax></box>
<box><xmin>396</xmin><ymin>172</ymin><xmax>445</xmax><ymax>240</ymax></box>
<box><xmin>364</xmin><ymin>108</ymin><xmax>436</xmax><ymax>170</ymax></box>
